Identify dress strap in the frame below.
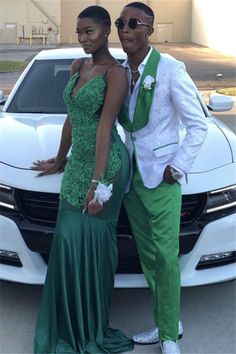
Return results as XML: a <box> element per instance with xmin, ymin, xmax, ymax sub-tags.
<box><xmin>102</xmin><ymin>66</ymin><xmax>113</xmax><ymax>81</ymax></box>
<box><xmin>77</xmin><ymin>58</ymin><xmax>86</xmax><ymax>73</ymax></box>
<box><xmin>102</xmin><ymin>63</ymin><xmax>122</xmax><ymax>81</ymax></box>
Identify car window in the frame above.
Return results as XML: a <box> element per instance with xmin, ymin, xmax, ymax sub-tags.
<box><xmin>6</xmin><ymin>57</ymin><xmax>207</xmax><ymax>119</ymax></box>
<box><xmin>7</xmin><ymin>59</ymin><xmax>73</xmax><ymax>114</ymax></box>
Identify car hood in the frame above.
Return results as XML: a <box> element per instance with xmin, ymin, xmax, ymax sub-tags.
<box><xmin>188</xmin><ymin>117</ymin><xmax>234</xmax><ymax>172</ymax></box>
<box><xmin>0</xmin><ymin>113</ymin><xmax>65</xmax><ymax>192</ymax></box>
<box><xmin>0</xmin><ymin>113</ymin><xmax>234</xmax><ymax>192</ymax></box>
<box><xmin>0</xmin><ymin>113</ymin><xmax>65</xmax><ymax>167</ymax></box>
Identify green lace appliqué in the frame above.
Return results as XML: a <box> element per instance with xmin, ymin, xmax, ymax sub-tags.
<box><xmin>60</xmin><ymin>73</ymin><xmax>121</xmax><ymax>209</ymax></box>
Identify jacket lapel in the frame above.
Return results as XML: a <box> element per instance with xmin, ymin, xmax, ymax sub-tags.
<box><xmin>118</xmin><ymin>49</ymin><xmax>160</xmax><ymax>132</ymax></box>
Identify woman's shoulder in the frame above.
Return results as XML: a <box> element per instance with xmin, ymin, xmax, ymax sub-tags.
<box><xmin>106</xmin><ymin>63</ymin><xmax>126</xmax><ymax>79</ymax></box>
<box><xmin>71</xmin><ymin>58</ymin><xmax>87</xmax><ymax>75</ymax></box>
<box><xmin>105</xmin><ymin>63</ymin><xmax>128</xmax><ymax>92</ymax></box>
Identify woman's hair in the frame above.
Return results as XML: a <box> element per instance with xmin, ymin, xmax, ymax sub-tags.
<box><xmin>124</xmin><ymin>2</ymin><xmax>154</xmax><ymax>22</ymax></box>
<box><xmin>78</xmin><ymin>5</ymin><xmax>111</xmax><ymax>26</ymax></box>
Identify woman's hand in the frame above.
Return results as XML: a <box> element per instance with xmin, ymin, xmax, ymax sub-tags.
<box><xmin>31</xmin><ymin>157</ymin><xmax>67</xmax><ymax>177</ymax></box>
<box><xmin>83</xmin><ymin>184</ymin><xmax>103</xmax><ymax>216</ymax></box>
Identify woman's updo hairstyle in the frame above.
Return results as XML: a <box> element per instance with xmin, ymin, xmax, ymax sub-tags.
<box><xmin>78</xmin><ymin>5</ymin><xmax>111</xmax><ymax>26</ymax></box>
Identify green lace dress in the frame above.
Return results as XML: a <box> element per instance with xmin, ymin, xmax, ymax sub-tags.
<box><xmin>33</xmin><ymin>71</ymin><xmax>133</xmax><ymax>354</ymax></box>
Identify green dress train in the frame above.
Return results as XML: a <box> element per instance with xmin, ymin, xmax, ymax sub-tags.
<box><xmin>33</xmin><ymin>68</ymin><xmax>133</xmax><ymax>354</ymax></box>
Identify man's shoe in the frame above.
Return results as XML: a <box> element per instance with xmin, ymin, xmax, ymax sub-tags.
<box><xmin>131</xmin><ymin>321</ymin><xmax>183</xmax><ymax>345</ymax></box>
<box><xmin>160</xmin><ymin>340</ymin><xmax>181</xmax><ymax>354</ymax></box>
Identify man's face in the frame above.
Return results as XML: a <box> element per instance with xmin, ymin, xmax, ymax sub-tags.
<box><xmin>116</xmin><ymin>7</ymin><xmax>153</xmax><ymax>54</ymax></box>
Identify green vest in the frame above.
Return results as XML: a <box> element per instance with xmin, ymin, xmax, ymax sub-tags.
<box><xmin>118</xmin><ymin>48</ymin><xmax>160</xmax><ymax>132</ymax></box>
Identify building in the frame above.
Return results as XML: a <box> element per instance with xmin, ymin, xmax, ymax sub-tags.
<box><xmin>0</xmin><ymin>0</ymin><xmax>235</xmax><ymax>55</ymax></box>
<box><xmin>191</xmin><ymin>0</ymin><xmax>236</xmax><ymax>56</ymax></box>
<box><xmin>0</xmin><ymin>0</ymin><xmax>192</xmax><ymax>45</ymax></box>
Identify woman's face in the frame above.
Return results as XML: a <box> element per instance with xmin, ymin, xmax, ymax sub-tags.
<box><xmin>116</xmin><ymin>7</ymin><xmax>152</xmax><ymax>54</ymax></box>
<box><xmin>76</xmin><ymin>17</ymin><xmax>108</xmax><ymax>54</ymax></box>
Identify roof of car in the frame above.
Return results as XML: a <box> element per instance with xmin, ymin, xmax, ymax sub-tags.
<box><xmin>35</xmin><ymin>47</ymin><xmax>126</xmax><ymax>60</ymax></box>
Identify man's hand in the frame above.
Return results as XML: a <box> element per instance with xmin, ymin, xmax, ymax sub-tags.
<box><xmin>31</xmin><ymin>157</ymin><xmax>67</xmax><ymax>177</ymax></box>
<box><xmin>163</xmin><ymin>165</ymin><xmax>176</xmax><ymax>185</ymax></box>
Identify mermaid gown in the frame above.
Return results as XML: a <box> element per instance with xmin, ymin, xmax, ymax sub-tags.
<box><xmin>33</xmin><ymin>70</ymin><xmax>133</xmax><ymax>353</ymax></box>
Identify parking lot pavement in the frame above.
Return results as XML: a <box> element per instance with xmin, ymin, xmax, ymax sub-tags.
<box><xmin>0</xmin><ymin>42</ymin><xmax>236</xmax><ymax>90</ymax></box>
<box><xmin>152</xmin><ymin>43</ymin><xmax>236</xmax><ymax>90</ymax></box>
<box><xmin>0</xmin><ymin>43</ymin><xmax>58</xmax><ymax>62</ymax></box>
<box><xmin>0</xmin><ymin>280</ymin><xmax>235</xmax><ymax>354</ymax></box>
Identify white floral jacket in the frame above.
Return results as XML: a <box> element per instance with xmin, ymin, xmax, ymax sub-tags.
<box><xmin>122</xmin><ymin>48</ymin><xmax>208</xmax><ymax>189</ymax></box>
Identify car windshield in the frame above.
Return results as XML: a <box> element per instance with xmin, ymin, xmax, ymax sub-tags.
<box><xmin>7</xmin><ymin>59</ymin><xmax>73</xmax><ymax>114</ymax></box>
<box><xmin>6</xmin><ymin>57</ymin><xmax>208</xmax><ymax>118</ymax></box>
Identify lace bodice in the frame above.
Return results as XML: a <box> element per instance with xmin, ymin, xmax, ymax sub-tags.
<box><xmin>60</xmin><ymin>72</ymin><xmax>121</xmax><ymax>208</ymax></box>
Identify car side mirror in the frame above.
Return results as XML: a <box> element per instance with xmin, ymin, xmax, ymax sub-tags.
<box><xmin>208</xmin><ymin>93</ymin><xmax>233</xmax><ymax>112</ymax></box>
<box><xmin>0</xmin><ymin>90</ymin><xmax>6</xmax><ymax>105</ymax></box>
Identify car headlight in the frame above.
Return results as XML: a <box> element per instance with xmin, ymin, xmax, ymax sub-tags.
<box><xmin>204</xmin><ymin>185</ymin><xmax>236</xmax><ymax>214</ymax></box>
<box><xmin>0</xmin><ymin>184</ymin><xmax>18</xmax><ymax>210</ymax></box>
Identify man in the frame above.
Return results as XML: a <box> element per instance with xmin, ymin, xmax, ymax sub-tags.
<box><xmin>115</xmin><ymin>2</ymin><xmax>208</xmax><ymax>354</ymax></box>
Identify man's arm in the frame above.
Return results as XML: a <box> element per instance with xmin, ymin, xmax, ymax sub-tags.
<box><xmin>169</xmin><ymin>63</ymin><xmax>208</xmax><ymax>181</ymax></box>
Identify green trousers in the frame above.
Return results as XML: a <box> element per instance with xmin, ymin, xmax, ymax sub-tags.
<box><xmin>124</xmin><ymin>168</ymin><xmax>181</xmax><ymax>340</ymax></box>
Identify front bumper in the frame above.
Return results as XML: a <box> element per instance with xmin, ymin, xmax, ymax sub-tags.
<box><xmin>0</xmin><ymin>215</ymin><xmax>47</xmax><ymax>284</ymax></box>
<box><xmin>180</xmin><ymin>213</ymin><xmax>236</xmax><ymax>286</ymax></box>
<box><xmin>0</xmin><ymin>212</ymin><xmax>235</xmax><ymax>286</ymax></box>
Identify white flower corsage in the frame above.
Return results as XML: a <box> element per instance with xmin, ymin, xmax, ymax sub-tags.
<box><xmin>142</xmin><ymin>75</ymin><xmax>156</xmax><ymax>90</ymax></box>
<box><xmin>89</xmin><ymin>182</ymin><xmax>113</xmax><ymax>206</ymax></box>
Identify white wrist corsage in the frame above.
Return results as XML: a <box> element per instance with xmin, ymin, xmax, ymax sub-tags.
<box><xmin>89</xmin><ymin>182</ymin><xmax>113</xmax><ymax>206</ymax></box>
<box><xmin>142</xmin><ymin>75</ymin><xmax>156</xmax><ymax>90</ymax></box>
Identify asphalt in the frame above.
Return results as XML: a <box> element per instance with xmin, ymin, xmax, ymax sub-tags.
<box><xmin>1</xmin><ymin>42</ymin><xmax>235</xmax><ymax>132</ymax></box>
<box><xmin>1</xmin><ymin>280</ymin><xmax>236</xmax><ymax>354</ymax></box>
<box><xmin>0</xmin><ymin>42</ymin><xmax>236</xmax><ymax>91</ymax></box>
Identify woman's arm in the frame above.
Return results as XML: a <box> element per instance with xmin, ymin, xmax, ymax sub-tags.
<box><xmin>31</xmin><ymin>115</ymin><xmax>71</xmax><ymax>176</ymax></box>
<box><xmin>55</xmin><ymin>114</ymin><xmax>72</xmax><ymax>165</ymax></box>
<box><xmin>31</xmin><ymin>59</ymin><xmax>84</xmax><ymax>176</ymax></box>
<box><xmin>84</xmin><ymin>65</ymin><xmax>128</xmax><ymax>215</ymax></box>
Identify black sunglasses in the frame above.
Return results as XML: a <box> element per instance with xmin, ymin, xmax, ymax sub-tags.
<box><xmin>115</xmin><ymin>17</ymin><xmax>150</xmax><ymax>30</ymax></box>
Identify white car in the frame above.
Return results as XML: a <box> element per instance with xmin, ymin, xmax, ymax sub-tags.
<box><xmin>0</xmin><ymin>48</ymin><xmax>235</xmax><ymax>287</ymax></box>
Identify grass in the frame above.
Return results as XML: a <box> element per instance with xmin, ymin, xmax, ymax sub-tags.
<box><xmin>216</xmin><ymin>87</ymin><xmax>236</xmax><ymax>96</ymax></box>
<box><xmin>0</xmin><ymin>60</ymin><xmax>28</xmax><ymax>72</ymax></box>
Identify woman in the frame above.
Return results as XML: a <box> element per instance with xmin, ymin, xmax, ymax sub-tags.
<box><xmin>32</xmin><ymin>6</ymin><xmax>133</xmax><ymax>354</ymax></box>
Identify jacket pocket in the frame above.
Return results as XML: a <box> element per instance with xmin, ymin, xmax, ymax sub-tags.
<box><xmin>153</xmin><ymin>142</ymin><xmax>178</xmax><ymax>156</ymax></box>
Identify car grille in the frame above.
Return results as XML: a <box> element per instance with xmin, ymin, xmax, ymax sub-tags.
<box><xmin>16</xmin><ymin>189</ymin><xmax>206</xmax><ymax>226</ymax></box>
<box><xmin>180</xmin><ymin>193</ymin><xmax>206</xmax><ymax>224</ymax></box>
<box><xmin>16</xmin><ymin>190</ymin><xmax>60</xmax><ymax>225</ymax></box>
<box><xmin>10</xmin><ymin>189</ymin><xmax>206</xmax><ymax>273</ymax></box>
